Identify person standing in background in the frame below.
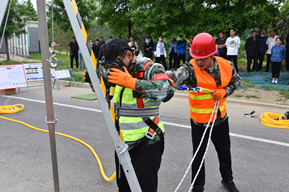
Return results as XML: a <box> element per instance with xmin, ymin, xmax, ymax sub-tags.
<box><xmin>154</xmin><ymin>35</ymin><xmax>168</xmax><ymax>70</ymax></box>
<box><xmin>78</xmin><ymin>49</ymin><xmax>85</xmax><ymax>69</ymax></box>
<box><xmin>256</xmin><ymin>29</ymin><xmax>268</xmax><ymax>72</ymax></box>
<box><xmin>245</xmin><ymin>31</ymin><xmax>258</xmax><ymax>73</ymax></box>
<box><xmin>187</xmin><ymin>37</ymin><xmax>193</xmax><ymax>62</ymax></box>
<box><xmin>69</xmin><ymin>36</ymin><xmax>79</xmax><ymax>69</ymax></box>
<box><xmin>226</xmin><ymin>29</ymin><xmax>241</xmax><ymax>73</ymax></box>
<box><xmin>144</xmin><ymin>37</ymin><xmax>153</xmax><ymax>59</ymax></box>
<box><xmin>175</xmin><ymin>35</ymin><xmax>187</xmax><ymax>68</ymax></box>
<box><xmin>148</xmin><ymin>36</ymin><xmax>154</xmax><ymax>47</ymax></box>
<box><xmin>129</xmin><ymin>41</ymin><xmax>137</xmax><ymax>52</ymax></box>
<box><xmin>216</xmin><ymin>31</ymin><xmax>227</xmax><ymax>59</ymax></box>
<box><xmin>265</xmin><ymin>30</ymin><xmax>279</xmax><ymax>72</ymax></box>
<box><xmin>271</xmin><ymin>37</ymin><xmax>286</xmax><ymax>84</ymax></box>
<box><xmin>128</xmin><ymin>36</ymin><xmax>139</xmax><ymax>51</ymax></box>
<box><xmin>169</xmin><ymin>37</ymin><xmax>177</xmax><ymax>69</ymax></box>
<box><xmin>100</xmin><ymin>36</ymin><xmax>105</xmax><ymax>45</ymax></box>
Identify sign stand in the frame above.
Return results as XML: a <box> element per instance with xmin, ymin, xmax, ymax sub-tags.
<box><xmin>63</xmin><ymin>0</ymin><xmax>142</xmax><ymax>191</ymax></box>
<box><xmin>53</xmin><ymin>69</ymin><xmax>76</xmax><ymax>89</ymax></box>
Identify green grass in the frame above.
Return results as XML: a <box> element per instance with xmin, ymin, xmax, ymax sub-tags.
<box><xmin>245</xmin><ymin>95</ymin><xmax>259</xmax><ymax>99</ymax></box>
<box><xmin>235</xmin><ymin>94</ymin><xmax>243</xmax><ymax>97</ymax></box>
<box><xmin>72</xmin><ymin>73</ymin><xmax>86</xmax><ymax>83</ymax></box>
<box><xmin>241</xmin><ymin>79</ymin><xmax>257</xmax><ymax>88</ymax></box>
<box><xmin>261</xmin><ymin>85</ymin><xmax>274</xmax><ymax>91</ymax></box>
<box><xmin>279</xmin><ymin>89</ymin><xmax>289</xmax><ymax>100</ymax></box>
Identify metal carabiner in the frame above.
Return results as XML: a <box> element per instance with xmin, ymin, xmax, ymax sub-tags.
<box><xmin>47</xmin><ymin>48</ymin><xmax>59</xmax><ymax>68</ymax></box>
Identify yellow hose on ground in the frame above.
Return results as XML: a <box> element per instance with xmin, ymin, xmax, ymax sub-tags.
<box><xmin>260</xmin><ymin>112</ymin><xmax>289</xmax><ymax>129</ymax></box>
<box><xmin>0</xmin><ymin>104</ymin><xmax>116</xmax><ymax>182</ymax></box>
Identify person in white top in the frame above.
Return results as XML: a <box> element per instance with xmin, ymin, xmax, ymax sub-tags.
<box><xmin>265</xmin><ymin>30</ymin><xmax>279</xmax><ymax>72</ymax></box>
<box><xmin>128</xmin><ymin>36</ymin><xmax>139</xmax><ymax>50</ymax></box>
<box><xmin>226</xmin><ymin>28</ymin><xmax>241</xmax><ymax>73</ymax></box>
<box><xmin>154</xmin><ymin>35</ymin><xmax>168</xmax><ymax>70</ymax></box>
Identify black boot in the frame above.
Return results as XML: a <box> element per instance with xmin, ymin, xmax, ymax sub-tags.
<box><xmin>221</xmin><ymin>180</ymin><xmax>239</xmax><ymax>192</ymax></box>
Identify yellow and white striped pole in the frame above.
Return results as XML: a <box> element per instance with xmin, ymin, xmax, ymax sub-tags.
<box><xmin>63</xmin><ymin>1</ymin><xmax>141</xmax><ymax>191</ymax></box>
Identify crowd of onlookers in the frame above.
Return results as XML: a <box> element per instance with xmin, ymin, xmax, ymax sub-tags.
<box><xmin>69</xmin><ymin>29</ymin><xmax>289</xmax><ymax>84</ymax></box>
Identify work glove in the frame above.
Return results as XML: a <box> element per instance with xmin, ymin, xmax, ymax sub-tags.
<box><xmin>211</xmin><ymin>89</ymin><xmax>227</xmax><ymax>100</ymax></box>
<box><xmin>108</xmin><ymin>68</ymin><xmax>137</xmax><ymax>90</ymax></box>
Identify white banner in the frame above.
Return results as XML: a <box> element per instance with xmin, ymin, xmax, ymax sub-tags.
<box><xmin>0</xmin><ymin>64</ymin><xmax>28</xmax><ymax>90</ymax></box>
<box><xmin>55</xmin><ymin>69</ymin><xmax>71</xmax><ymax>79</ymax></box>
<box><xmin>23</xmin><ymin>63</ymin><xmax>56</xmax><ymax>81</ymax></box>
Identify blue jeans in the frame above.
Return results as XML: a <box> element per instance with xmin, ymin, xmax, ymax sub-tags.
<box><xmin>78</xmin><ymin>52</ymin><xmax>85</xmax><ymax>68</ymax></box>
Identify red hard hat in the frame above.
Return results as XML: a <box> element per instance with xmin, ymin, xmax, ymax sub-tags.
<box><xmin>190</xmin><ymin>33</ymin><xmax>217</xmax><ymax>59</ymax></box>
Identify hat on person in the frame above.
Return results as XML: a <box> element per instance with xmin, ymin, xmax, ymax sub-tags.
<box><xmin>99</xmin><ymin>38</ymin><xmax>132</xmax><ymax>67</ymax></box>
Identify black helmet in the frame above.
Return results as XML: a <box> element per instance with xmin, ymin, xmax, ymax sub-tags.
<box><xmin>99</xmin><ymin>39</ymin><xmax>132</xmax><ymax>69</ymax></box>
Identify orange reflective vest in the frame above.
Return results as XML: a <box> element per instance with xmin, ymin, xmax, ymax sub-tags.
<box><xmin>189</xmin><ymin>56</ymin><xmax>232</xmax><ymax>123</ymax></box>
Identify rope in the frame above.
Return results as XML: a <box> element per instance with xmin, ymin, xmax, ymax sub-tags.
<box><xmin>174</xmin><ymin>100</ymin><xmax>219</xmax><ymax>192</ymax></box>
<box><xmin>188</xmin><ymin>100</ymin><xmax>219</xmax><ymax>192</ymax></box>
<box><xmin>0</xmin><ymin>104</ymin><xmax>116</xmax><ymax>182</ymax></box>
<box><xmin>260</xmin><ymin>112</ymin><xmax>289</xmax><ymax>129</ymax></box>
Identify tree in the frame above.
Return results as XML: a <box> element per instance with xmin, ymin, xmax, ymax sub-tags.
<box><xmin>131</xmin><ymin>0</ymin><xmax>284</xmax><ymax>38</ymax></box>
<box><xmin>268</xmin><ymin>1</ymin><xmax>289</xmax><ymax>42</ymax></box>
<box><xmin>87</xmin><ymin>20</ymin><xmax>116</xmax><ymax>41</ymax></box>
<box><xmin>24</xmin><ymin>0</ymin><xmax>37</xmax><ymax>21</ymax></box>
<box><xmin>46</xmin><ymin>0</ymin><xmax>98</xmax><ymax>32</ymax></box>
<box><xmin>0</xmin><ymin>0</ymin><xmax>27</xmax><ymax>61</ymax></box>
<box><xmin>97</xmin><ymin>0</ymin><xmax>134</xmax><ymax>39</ymax></box>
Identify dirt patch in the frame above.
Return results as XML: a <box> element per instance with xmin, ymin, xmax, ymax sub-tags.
<box><xmin>231</xmin><ymin>88</ymin><xmax>289</xmax><ymax>105</ymax></box>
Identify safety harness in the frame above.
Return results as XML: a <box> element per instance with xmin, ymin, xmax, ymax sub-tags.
<box><xmin>115</xmin><ymin>60</ymin><xmax>175</xmax><ymax>141</ymax></box>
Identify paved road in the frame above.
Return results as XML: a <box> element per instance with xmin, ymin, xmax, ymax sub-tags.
<box><xmin>0</xmin><ymin>85</ymin><xmax>289</xmax><ymax>192</ymax></box>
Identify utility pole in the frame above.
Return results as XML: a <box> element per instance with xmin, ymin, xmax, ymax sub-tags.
<box><xmin>36</xmin><ymin>0</ymin><xmax>60</xmax><ymax>192</ymax></box>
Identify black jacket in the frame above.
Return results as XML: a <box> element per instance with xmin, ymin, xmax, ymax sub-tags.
<box><xmin>92</xmin><ymin>44</ymin><xmax>100</xmax><ymax>58</ymax></box>
<box><xmin>143</xmin><ymin>43</ymin><xmax>153</xmax><ymax>58</ymax></box>
<box><xmin>245</xmin><ymin>37</ymin><xmax>258</xmax><ymax>57</ymax></box>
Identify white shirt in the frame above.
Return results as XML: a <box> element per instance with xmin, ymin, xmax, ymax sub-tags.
<box><xmin>266</xmin><ymin>35</ymin><xmax>279</xmax><ymax>54</ymax></box>
<box><xmin>128</xmin><ymin>41</ymin><xmax>139</xmax><ymax>50</ymax></box>
<box><xmin>154</xmin><ymin>41</ymin><xmax>167</xmax><ymax>57</ymax></box>
<box><xmin>226</xmin><ymin>36</ymin><xmax>241</xmax><ymax>56</ymax></box>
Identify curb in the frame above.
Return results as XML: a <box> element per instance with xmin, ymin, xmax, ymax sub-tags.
<box><xmin>174</xmin><ymin>92</ymin><xmax>289</xmax><ymax>108</ymax></box>
<box><xmin>56</xmin><ymin>79</ymin><xmax>91</xmax><ymax>88</ymax></box>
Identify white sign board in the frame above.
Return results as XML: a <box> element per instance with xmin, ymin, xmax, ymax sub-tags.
<box><xmin>23</xmin><ymin>63</ymin><xmax>56</xmax><ymax>81</ymax></box>
<box><xmin>55</xmin><ymin>69</ymin><xmax>71</xmax><ymax>79</ymax></box>
<box><xmin>0</xmin><ymin>64</ymin><xmax>28</xmax><ymax>90</ymax></box>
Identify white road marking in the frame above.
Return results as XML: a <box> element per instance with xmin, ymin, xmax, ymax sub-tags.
<box><xmin>0</xmin><ymin>95</ymin><xmax>101</xmax><ymax>112</ymax></box>
<box><xmin>162</xmin><ymin>122</ymin><xmax>289</xmax><ymax>147</ymax></box>
<box><xmin>2</xmin><ymin>95</ymin><xmax>289</xmax><ymax>148</ymax></box>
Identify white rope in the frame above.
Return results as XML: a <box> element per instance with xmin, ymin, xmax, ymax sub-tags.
<box><xmin>0</xmin><ymin>0</ymin><xmax>12</xmax><ymax>49</ymax></box>
<box><xmin>188</xmin><ymin>100</ymin><xmax>219</xmax><ymax>192</ymax></box>
<box><xmin>174</xmin><ymin>100</ymin><xmax>219</xmax><ymax>192</ymax></box>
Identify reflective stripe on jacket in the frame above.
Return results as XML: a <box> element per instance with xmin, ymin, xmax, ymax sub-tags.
<box><xmin>188</xmin><ymin>57</ymin><xmax>232</xmax><ymax>123</ymax></box>
<box><xmin>113</xmin><ymin>58</ymin><xmax>164</xmax><ymax>142</ymax></box>
<box><xmin>113</xmin><ymin>86</ymin><xmax>164</xmax><ymax>141</ymax></box>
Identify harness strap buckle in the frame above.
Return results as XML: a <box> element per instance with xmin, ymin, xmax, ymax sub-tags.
<box><xmin>145</xmin><ymin>128</ymin><xmax>155</xmax><ymax>140</ymax></box>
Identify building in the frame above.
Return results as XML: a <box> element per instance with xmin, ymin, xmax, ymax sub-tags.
<box><xmin>0</xmin><ymin>21</ymin><xmax>40</xmax><ymax>57</ymax></box>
